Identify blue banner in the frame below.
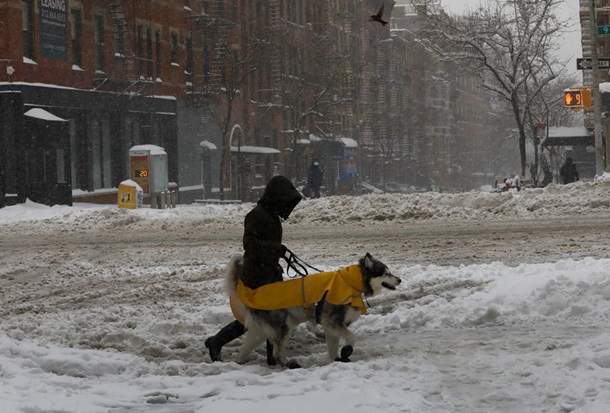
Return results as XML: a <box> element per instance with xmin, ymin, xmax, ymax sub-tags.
<box><xmin>39</xmin><ymin>0</ymin><xmax>68</xmax><ymax>60</ymax></box>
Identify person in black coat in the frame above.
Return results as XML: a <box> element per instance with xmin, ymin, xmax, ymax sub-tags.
<box><xmin>560</xmin><ymin>157</ymin><xmax>579</xmax><ymax>184</ymax></box>
<box><xmin>307</xmin><ymin>159</ymin><xmax>323</xmax><ymax>198</ymax></box>
<box><xmin>205</xmin><ymin>175</ymin><xmax>302</xmax><ymax>362</ymax></box>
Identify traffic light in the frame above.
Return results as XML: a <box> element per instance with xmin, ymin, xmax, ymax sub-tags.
<box><xmin>564</xmin><ymin>87</ymin><xmax>592</xmax><ymax>109</ymax></box>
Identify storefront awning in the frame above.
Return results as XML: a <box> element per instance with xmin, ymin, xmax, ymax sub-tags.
<box><xmin>24</xmin><ymin>108</ymin><xmax>67</xmax><ymax>122</ymax></box>
<box><xmin>309</xmin><ymin>134</ymin><xmax>358</xmax><ymax>148</ymax></box>
<box><xmin>199</xmin><ymin>140</ymin><xmax>218</xmax><ymax>150</ymax></box>
<box><xmin>230</xmin><ymin>145</ymin><xmax>280</xmax><ymax>155</ymax></box>
<box><xmin>542</xmin><ymin>126</ymin><xmax>593</xmax><ymax>147</ymax></box>
<box><xmin>339</xmin><ymin>137</ymin><xmax>358</xmax><ymax>148</ymax></box>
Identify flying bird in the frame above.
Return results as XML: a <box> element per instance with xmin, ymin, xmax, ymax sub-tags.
<box><xmin>370</xmin><ymin>3</ymin><xmax>388</xmax><ymax>26</ymax></box>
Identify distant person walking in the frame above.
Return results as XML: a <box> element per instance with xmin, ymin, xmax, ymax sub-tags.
<box><xmin>560</xmin><ymin>157</ymin><xmax>579</xmax><ymax>184</ymax></box>
<box><xmin>307</xmin><ymin>159</ymin><xmax>323</xmax><ymax>198</ymax></box>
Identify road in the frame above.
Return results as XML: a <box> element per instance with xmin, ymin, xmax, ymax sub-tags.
<box><xmin>2</xmin><ymin>213</ymin><xmax>608</xmax><ymax>309</ymax></box>
<box><xmin>1</xmin><ymin>210</ymin><xmax>610</xmax><ymax>412</ymax></box>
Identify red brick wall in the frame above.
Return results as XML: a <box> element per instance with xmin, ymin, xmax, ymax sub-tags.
<box><xmin>0</xmin><ymin>0</ymin><xmax>202</xmax><ymax>99</ymax></box>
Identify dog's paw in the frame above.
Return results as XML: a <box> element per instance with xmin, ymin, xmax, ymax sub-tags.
<box><xmin>285</xmin><ymin>360</ymin><xmax>302</xmax><ymax>369</ymax></box>
<box><xmin>335</xmin><ymin>345</ymin><xmax>353</xmax><ymax>362</ymax></box>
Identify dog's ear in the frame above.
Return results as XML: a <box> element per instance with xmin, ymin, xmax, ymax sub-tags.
<box><xmin>364</xmin><ymin>253</ymin><xmax>374</xmax><ymax>268</ymax></box>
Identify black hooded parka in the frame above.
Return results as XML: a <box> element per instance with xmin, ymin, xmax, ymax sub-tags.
<box><xmin>241</xmin><ymin>176</ymin><xmax>302</xmax><ymax>289</ymax></box>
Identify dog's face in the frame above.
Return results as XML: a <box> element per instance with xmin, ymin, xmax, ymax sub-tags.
<box><xmin>360</xmin><ymin>253</ymin><xmax>401</xmax><ymax>297</ymax></box>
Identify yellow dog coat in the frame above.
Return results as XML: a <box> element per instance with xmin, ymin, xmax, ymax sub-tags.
<box><xmin>230</xmin><ymin>264</ymin><xmax>367</xmax><ymax>324</ymax></box>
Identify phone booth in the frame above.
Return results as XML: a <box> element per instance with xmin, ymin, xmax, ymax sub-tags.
<box><xmin>129</xmin><ymin>145</ymin><xmax>168</xmax><ymax>207</ymax></box>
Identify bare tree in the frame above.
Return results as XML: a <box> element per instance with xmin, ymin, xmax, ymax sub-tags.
<box><xmin>527</xmin><ymin>72</ymin><xmax>581</xmax><ymax>184</ymax></box>
<box><xmin>272</xmin><ymin>33</ymin><xmax>352</xmax><ymax>182</ymax></box>
<box><xmin>199</xmin><ymin>37</ymin><xmax>259</xmax><ymax>200</ymax></box>
<box><xmin>431</xmin><ymin>0</ymin><xmax>567</xmax><ymax>177</ymax></box>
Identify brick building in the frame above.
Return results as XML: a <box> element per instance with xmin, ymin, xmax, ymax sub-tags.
<box><xmin>578</xmin><ymin>0</ymin><xmax>610</xmax><ymax>176</ymax></box>
<box><xmin>0</xmin><ymin>0</ymin><xmax>208</xmax><ymax>206</ymax></box>
<box><xmin>1</xmin><ymin>0</ymin><xmax>377</xmax><ymax>206</ymax></box>
<box><xmin>2</xmin><ymin>0</ymin><xmax>505</xmax><ymax>207</ymax></box>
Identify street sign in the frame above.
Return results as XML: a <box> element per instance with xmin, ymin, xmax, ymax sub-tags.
<box><xmin>598</xmin><ymin>26</ymin><xmax>610</xmax><ymax>35</ymax></box>
<box><xmin>577</xmin><ymin>58</ymin><xmax>610</xmax><ymax>70</ymax></box>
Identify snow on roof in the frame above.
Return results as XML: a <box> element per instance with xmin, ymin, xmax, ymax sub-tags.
<box><xmin>230</xmin><ymin>145</ymin><xmax>280</xmax><ymax>155</ymax></box>
<box><xmin>547</xmin><ymin>126</ymin><xmax>590</xmax><ymax>138</ymax></box>
<box><xmin>199</xmin><ymin>140</ymin><xmax>217</xmax><ymax>150</ymax></box>
<box><xmin>24</xmin><ymin>108</ymin><xmax>66</xmax><ymax>122</ymax></box>
<box><xmin>309</xmin><ymin>134</ymin><xmax>358</xmax><ymax>147</ymax></box>
<box><xmin>339</xmin><ymin>137</ymin><xmax>358</xmax><ymax>148</ymax></box>
<box><xmin>129</xmin><ymin>144</ymin><xmax>167</xmax><ymax>155</ymax></box>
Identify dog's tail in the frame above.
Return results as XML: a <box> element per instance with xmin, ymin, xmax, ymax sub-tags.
<box><xmin>224</xmin><ymin>254</ymin><xmax>243</xmax><ymax>296</ymax></box>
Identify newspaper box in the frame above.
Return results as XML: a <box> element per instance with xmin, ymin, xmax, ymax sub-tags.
<box><xmin>117</xmin><ymin>180</ymin><xmax>143</xmax><ymax>209</ymax></box>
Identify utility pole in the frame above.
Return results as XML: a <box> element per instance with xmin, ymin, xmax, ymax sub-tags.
<box><xmin>589</xmin><ymin>0</ymin><xmax>605</xmax><ymax>176</ymax></box>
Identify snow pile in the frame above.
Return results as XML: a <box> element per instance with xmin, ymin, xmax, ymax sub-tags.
<box><xmin>1</xmin><ymin>179</ymin><xmax>609</xmax><ymax>234</ymax></box>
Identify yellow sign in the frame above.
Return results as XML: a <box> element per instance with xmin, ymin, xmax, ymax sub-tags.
<box><xmin>117</xmin><ymin>182</ymin><xmax>142</xmax><ymax>209</ymax></box>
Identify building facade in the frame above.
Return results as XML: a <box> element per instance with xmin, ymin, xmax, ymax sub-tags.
<box><xmin>579</xmin><ymin>0</ymin><xmax>610</xmax><ymax>176</ymax></box>
<box><xmin>0</xmin><ymin>0</ymin><xmax>192</xmax><ymax>206</ymax></box>
<box><xmin>2</xmin><ymin>0</ymin><xmax>509</xmax><ymax>208</ymax></box>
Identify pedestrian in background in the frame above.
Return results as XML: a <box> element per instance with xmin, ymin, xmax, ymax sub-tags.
<box><xmin>560</xmin><ymin>157</ymin><xmax>579</xmax><ymax>184</ymax></box>
<box><xmin>307</xmin><ymin>159</ymin><xmax>323</xmax><ymax>198</ymax></box>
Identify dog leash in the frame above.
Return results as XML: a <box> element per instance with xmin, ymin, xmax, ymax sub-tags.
<box><xmin>282</xmin><ymin>249</ymin><xmax>371</xmax><ymax>320</ymax></box>
<box><xmin>283</xmin><ymin>248</ymin><xmax>322</xmax><ymax>278</ymax></box>
<box><xmin>283</xmin><ymin>249</ymin><xmax>331</xmax><ymax>322</ymax></box>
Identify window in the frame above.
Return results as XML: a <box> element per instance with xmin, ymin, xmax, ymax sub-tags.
<box><xmin>231</xmin><ymin>49</ymin><xmax>239</xmax><ymax>83</ymax></box>
<box><xmin>91</xmin><ymin>119</ymin><xmax>112</xmax><ymax>189</ymax></box>
<box><xmin>71</xmin><ymin>9</ymin><xmax>83</xmax><ymax>67</ymax></box>
<box><xmin>94</xmin><ymin>15</ymin><xmax>105</xmax><ymax>72</ymax></box>
<box><xmin>203</xmin><ymin>37</ymin><xmax>211</xmax><ymax>86</ymax></box>
<box><xmin>146</xmin><ymin>26</ymin><xmax>153</xmax><ymax>79</ymax></box>
<box><xmin>137</xmin><ymin>25</ymin><xmax>144</xmax><ymax>76</ymax></box>
<box><xmin>155</xmin><ymin>30</ymin><xmax>161</xmax><ymax>79</ymax></box>
<box><xmin>21</xmin><ymin>0</ymin><xmax>34</xmax><ymax>59</ymax></box>
<box><xmin>185</xmin><ymin>36</ymin><xmax>193</xmax><ymax>82</ymax></box>
<box><xmin>115</xmin><ymin>17</ymin><xmax>124</xmax><ymax>56</ymax></box>
<box><xmin>170</xmin><ymin>32</ymin><xmax>179</xmax><ymax>65</ymax></box>
<box><xmin>69</xmin><ymin>120</ymin><xmax>79</xmax><ymax>189</ymax></box>
<box><xmin>56</xmin><ymin>149</ymin><xmax>66</xmax><ymax>184</ymax></box>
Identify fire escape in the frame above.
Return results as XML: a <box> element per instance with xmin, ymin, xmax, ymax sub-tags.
<box><xmin>187</xmin><ymin>0</ymin><xmax>233</xmax><ymax>102</ymax></box>
<box><xmin>249</xmin><ymin>0</ymin><xmax>282</xmax><ymax>107</ymax></box>
<box><xmin>267</xmin><ymin>0</ymin><xmax>281</xmax><ymax>93</ymax></box>
<box><xmin>109</xmin><ymin>1</ymin><xmax>151</xmax><ymax>94</ymax></box>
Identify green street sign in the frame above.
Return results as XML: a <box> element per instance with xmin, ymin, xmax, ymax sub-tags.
<box><xmin>598</xmin><ymin>26</ymin><xmax>610</xmax><ymax>35</ymax></box>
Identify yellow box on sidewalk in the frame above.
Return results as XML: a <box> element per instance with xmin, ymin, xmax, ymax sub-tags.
<box><xmin>117</xmin><ymin>180</ymin><xmax>143</xmax><ymax>209</ymax></box>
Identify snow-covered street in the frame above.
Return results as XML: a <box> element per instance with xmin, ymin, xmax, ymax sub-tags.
<box><xmin>1</xmin><ymin>179</ymin><xmax>610</xmax><ymax>413</ymax></box>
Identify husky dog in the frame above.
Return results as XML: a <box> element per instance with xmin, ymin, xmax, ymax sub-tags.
<box><xmin>225</xmin><ymin>253</ymin><xmax>401</xmax><ymax>367</ymax></box>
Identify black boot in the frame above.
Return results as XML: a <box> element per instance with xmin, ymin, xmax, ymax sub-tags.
<box><xmin>205</xmin><ymin>320</ymin><xmax>245</xmax><ymax>362</ymax></box>
<box><xmin>266</xmin><ymin>340</ymin><xmax>276</xmax><ymax>366</ymax></box>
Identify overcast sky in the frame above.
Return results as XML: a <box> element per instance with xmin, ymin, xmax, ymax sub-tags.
<box><xmin>442</xmin><ymin>0</ymin><xmax>583</xmax><ymax>77</ymax></box>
